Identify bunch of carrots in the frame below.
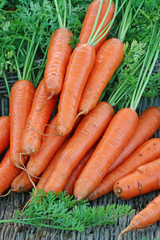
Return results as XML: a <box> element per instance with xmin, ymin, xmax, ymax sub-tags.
<box><xmin>0</xmin><ymin>0</ymin><xmax>160</xmax><ymax>238</ymax></box>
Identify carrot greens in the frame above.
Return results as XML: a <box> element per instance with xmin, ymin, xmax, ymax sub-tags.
<box><xmin>0</xmin><ymin>189</ymin><xmax>134</xmax><ymax>231</ymax></box>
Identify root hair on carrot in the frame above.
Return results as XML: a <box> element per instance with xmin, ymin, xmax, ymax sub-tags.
<box><xmin>39</xmin><ymin>91</ymin><xmax>55</xmax><ymax>112</ymax></box>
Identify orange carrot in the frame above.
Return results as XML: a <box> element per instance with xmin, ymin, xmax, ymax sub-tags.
<box><xmin>44</xmin><ymin>28</ymin><xmax>73</xmax><ymax>95</ymax></box>
<box><xmin>63</xmin><ymin>143</ymin><xmax>98</xmax><ymax>196</ymax></box>
<box><xmin>78</xmin><ymin>38</ymin><xmax>124</xmax><ymax>115</ymax></box>
<box><xmin>21</xmin><ymin>79</ymin><xmax>58</xmax><ymax>156</ymax></box>
<box><xmin>36</xmin><ymin>137</ymin><xmax>71</xmax><ymax>191</ymax></box>
<box><xmin>44</xmin><ymin>101</ymin><xmax>114</xmax><ymax>194</ymax></box>
<box><xmin>0</xmin><ymin>149</ymin><xmax>21</xmax><ymax>195</ymax></box>
<box><xmin>118</xmin><ymin>194</ymin><xmax>160</xmax><ymax>240</ymax></box>
<box><xmin>0</xmin><ymin>116</ymin><xmax>10</xmax><ymax>154</ymax></box>
<box><xmin>56</xmin><ymin>43</ymin><xmax>95</xmax><ymax>135</ymax></box>
<box><xmin>78</xmin><ymin>0</ymin><xmax>115</xmax><ymax>52</ymax></box>
<box><xmin>26</xmin><ymin>114</ymin><xmax>82</xmax><ymax>177</ymax></box>
<box><xmin>74</xmin><ymin>108</ymin><xmax>138</xmax><ymax>200</ymax></box>
<box><xmin>10</xmin><ymin>80</ymin><xmax>35</xmax><ymax>167</ymax></box>
<box><xmin>114</xmin><ymin>157</ymin><xmax>160</xmax><ymax>200</ymax></box>
<box><xmin>108</xmin><ymin>106</ymin><xmax>160</xmax><ymax>173</ymax></box>
<box><xmin>88</xmin><ymin>138</ymin><xmax>160</xmax><ymax>200</ymax></box>
<box><xmin>11</xmin><ymin>171</ymin><xmax>38</xmax><ymax>193</ymax></box>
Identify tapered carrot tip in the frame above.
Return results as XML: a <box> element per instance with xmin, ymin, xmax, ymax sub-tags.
<box><xmin>118</xmin><ymin>225</ymin><xmax>134</xmax><ymax>240</ymax></box>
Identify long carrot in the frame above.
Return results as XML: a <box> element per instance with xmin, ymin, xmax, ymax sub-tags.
<box><xmin>0</xmin><ymin>116</ymin><xmax>10</xmax><ymax>154</ymax></box>
<box><xmin>26</xmin><ymin>114</ymin><xmax>82</xmax><ymax>177</ymax></box>
<box><xmin>44</xmin><ymin>0</ymin><xmax>73</xmax><ymax>95</ymax></box>
<box><xmin>44</xmin><ymin>101</ymin><xmax>114</xmax><ymax>194</ymax></box>
<box><xmin>10</xmin><ymin>80</ymin><xmax>35</xmax><ymax>167</ymax></box>
<box><xmin>78</xmin><ymin>0</ymin><xmax>136</xmax><ymax>116</ymax></box>
<box><xmin>74</xmin><ymin>108</ymin><xmax>138</xmax><ymax>199</ymax></box>
<box><xmin>21</xmin><ymin>79</ymin><xmax>58</xmax><ymax>156</ymax></box>
<box><xmin>0</xmin><ymin>149</ymin><xmax>21</xmax><ymax>195</ymax></box>
<box><xmin>118</xmin><ymin>194</ymin><xmax>160</xmax><ymax>240</ymax></box>
<box><xmin>78</xmin><ymin>0</ymin><xmax>115</xmax><ymax>52</ymax></box>
<box><xmin>88</xmin><ymin>138</ymin><xmax>160</xmax><ymax>200</ymax></box>
<box><xmin>114</xmin><ymin>157</ymin><xmax>160</xmax><ymax>200</ymax></box>
<box><xmin>36</xmin><ymin>136</ymin><xmax>71</xmax><ymax>191</ymax></box>
<box><xmin>11</xmin><ymin>171</ymin><xmax>38</xmax><ymax>193</ymax></box>
<box><xmin>56</xmin><ymin>0</ymin><xmax>117</xmax><ymax>136</ymax></box>
<box><xmin>108</xmin><ymin>106</ymin><xmax>160</xmax><ymax>173</ymax></box>
<box><xmin>74</xmin><ymin>25</ymin><xmax>160</xmax><ymax>200</ymax></box>
<box><xmin>63</xmin><ymin>143</ymin><xmax>98</xmax><ymax>196</ymax></box>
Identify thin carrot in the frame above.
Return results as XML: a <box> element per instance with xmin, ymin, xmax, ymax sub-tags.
<box><xmin>36</xmin><ymin>136</ymin><xmax>71</xmax><ymax>191</ymax></box>
<box><xmin>118</xmin><ymin>194</ymin><xmax>160</xmax><ymax>240</ymax></box>
<box><xmin>26</xmin><ymin>114</ymin><xmax>82</xmax><ymax>177</ymax></box>
<box><xmin>108</xmin><ymin>106</ymin><xmax>160</xmax><ymax>173</ymax></box>
<box><xmin>63</xmin><ymin>143</ymin><xmax>98</xmax><ymax>196</ymax></box>
<box><xmin>44</xmin><ymin>0</ymin><xmax>73</xmax><ymax>95</ymax></box>
<box><xmin>11</xmin><ymin>171</ymin><xmax>38</xmax><ymax>193</ymax></box>
<box><xmin>78</xmin><ymin>0</ymin><xmax>115</xmax><ymax>52</ymax></box>
<box><xmin>0</xmin><ymin>116</ymin><xmax>10</xmax><ymax>154</ymax></box>
<box><xmin>21</xmin><ymin>79</ymin><xmax>58</xmax><ymax>156</ymax></box>
<box><xmin>56</xmin><ymin>0</ymin><xmax>117</xmax><ymax>136</ymax></box>
<box><xmin>10</xmin><ymin>80</ymin><xmax>35</xmax><ymax>167</ymax></box>
<box><xmin>114</xmin><ymin>157</ymin><xmax>160</xmax><ymax>200</ymax></box>
<box><xmin>88</xmin><ymin>138</ymin><xmax>160</xmax><ymax>200</ymax></box>
<box><xmin>44</xmin><ymin>101</ymin><xmax>114</xmax><ymax>194</ymax></box>
<box><xmin>74</xmin><ymin>108</ymin><xmax>138</xmax><ymax>200</ymax></box>
<box><xmin>0</xmin><ymin>149</ymin><xmax>21</xmax><ymax>195</ymax></box>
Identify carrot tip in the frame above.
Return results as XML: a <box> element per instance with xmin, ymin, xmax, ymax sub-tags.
<box><xmin>118</xmin><ymin>225</ymin><xmax>134</xmax><ymax>240</ymax></box>
<box><xmin>0</xmin><ymin>189</ymin><xmax>14</xmax><ymax>197</ymax></box>
<box><xmin>39</xmin><ymin>91</ymin><xmax>55</xmax><ymax>111</ymax></box>
<box><xmin>75</xmin><ymin>110</ymin><xmax>87</xmax><ymax>121</ymax></box>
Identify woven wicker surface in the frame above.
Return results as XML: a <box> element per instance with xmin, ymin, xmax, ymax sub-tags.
<box><xmin>0</xmin><ymin>77</ymin><xmax>160</xmax><ymax>240</ymax></box>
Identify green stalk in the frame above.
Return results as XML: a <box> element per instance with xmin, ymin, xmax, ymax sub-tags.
<box><xmin>54</xmin><ymin>0</ymin><xmax>64</xmax><ymax>28</ymax></box>
<box><xmin>87</xmin><ymin>0</ymin><xmax>103</xmax><ymax>44</ymax></box>
<box><xmin>2</xmin><ymin>72</ymin><xmax>10</xmax><ymax>101</ymax></box>
<box><xmin>14</xmin><ymin>53</ymin><xmax>22</xmax><ymax>80</ymax></box>
<box><xmin>68</xmin><ymin>0</ymin><xmax>71</xmax><ymax>18</ymax></box>
<box><xmin>63</xmin><ymin>0</ymin><xmax>67</xmax><ymax>28</ymax></box>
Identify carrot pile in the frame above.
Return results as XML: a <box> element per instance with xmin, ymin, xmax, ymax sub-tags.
<box><xmin>0</xmin><ymin>0</ymin><xmax>160</xmax><ymax>238</ymax></box>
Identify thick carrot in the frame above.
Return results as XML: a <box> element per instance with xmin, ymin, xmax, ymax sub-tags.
<box><xmin>63</xmin><ymin>143</ymin><xmax>98</xmax><ymax>196</ymax></box>
<box><xmin>108</xmin><ymin>106</ymin><xmax>160</xmax><ymax>173</ymax></box>
<box><xmin>44</xmin><ymin>28</ymin><xmax>73</xmax><ymax>95</ymax></box>
<box><xmin>118</xmin><ymin>194</ymin><xmax>160</xmax><ymax>240</ymax></box>
<box><xmin>10</xmin><ymin>80</ymin><xmax>35</xmax><ymax>167</ymax></box>
<box><xmin>56</xmin><ymin>44</ymin><xmax>95</xmax><ymax>135</ymax></box>
<box><xmin>78</xmin><ymin>0</ymin><xmax>115</xmax><ymax>52</ymax></box>
<box><xmin>36</xmin><ymin>137</ymin><xmax>71</xmax><ymax>191</ymax></box>
<box><xmin>44</xmin><ymin>101</ymin><xmax>114</xmax><ymax>194</ymax></box>
<box><xmin>0</xmin><ymin>116</ymin><xmax>10</xmax><ymax>154</ymax></box>
<box><xmin>88</xmin><ymin>138</ymin><xmax>160</xmax><ymax>200</ymax></box>
<box><xmin>11</xmin><ymin>171</ymin><xmax>38</xmax><ymax>193</ymax></box>
<box><xmin>0</xmin><ymin>149</ymin><xmax>21</xmax><ymax>195</ymax></box>
<box><xmin>114</xmin><ymin>157</ymin><xmax>160</xmax><ymax>200</ymax></box>
<box><xmin>26</xmin><ymin>114</ymin><xmax>82</xmax><ymax>177</ymax></box>
<box><xmin>78</xmin><ymin>38</ymin><xmax>124</xmax><ymax>115</ymax></box>
<box><xmin>21</xmin><ymin>79</ymin><xmax>58</xmax><ymax>156</ymax></box>
<box><xmin>74</xmin><ymin>108</ymin><xmax>138</xmax><ymax>200</ymax></box>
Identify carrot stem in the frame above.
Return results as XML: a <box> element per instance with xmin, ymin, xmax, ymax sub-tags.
<box><xmin>54</xmin><ymin>0</ymin><xmax>63</xmax><ymax>28</ymax></box>
<box><xmin>63</xmin><ymin>0</ymin><xmax>67</xmax><ymax>28</ymax></box>
<box><xmin>2</xmin><ymin>72</ymin><xmax>10</xmax><ymax>101</ymax></box>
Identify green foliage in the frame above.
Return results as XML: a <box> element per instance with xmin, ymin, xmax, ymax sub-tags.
<box><xmin>0</xmin><ymin>189</ymin><xmax>134</xmax><ymax>231</ymax></box>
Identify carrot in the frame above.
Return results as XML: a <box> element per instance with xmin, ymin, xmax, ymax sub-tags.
<box><xmin>108</xmin><ymin>106</ymin><xmax>160</xmax><ymax>173</ymax></box>
<box><xmin>0</xmin><ymin>116</ymin><xmax>10</xmax><ymax>154</ymax></box>
<box><xmin>78</xmin><ymin>0</ymin><xmax>115</xmax><ymax>52</ymax></box>
<box><xmin>74</xmin><ymin>23</ymin><xmax>160</xmax><ymax>200</ymax></box>
<box><xmin>36</xmin><ymin>136</ymin><xmax>71</xmax><ymax>191</ymax></box>
<box><xmin>21</xmin><ymin>79</ymin><xmax>58</xmax><ymax>156</ymax></box>
<box><xmin>114</xmin><ymin>157</ymin><xmax>160</xmax><ymax>200</ymax></box>
<box><xmin>0</xmin><ymin>149</ymin><xmax>21</xmax><ymax>195</ymax></box>
<box><xmin>78</xmin><ymin>38</ymin><xmax>124</xmax><ymax>115</ymax></box>
<box><xmin>74</xmin><ymin>108</ymin><xmax>138</xmax><ymax>200</ymax></box>
<box><xmin>10</xmin><ymin>80</ymin><xmax>35</xmax><ymax>167</ymax></box>
<box><xmin>118</xmin><ymin>194</ymin><xmax>160</xmax><ymax>240</ymax></box>
<box><xmin>56</xmin><ymin>0</ymin><xmax>117</xmax><ymax>136</ymax></box>
<box><xmin>44</xmin><ymin>101</ymin><xmax>114</xmax><ymax>194</ymax></box>
<box><xmin>63</xmin><ymin>143</ymin><xmax>98</xmax><ymax>196</ymax></box>
<box><xmin>11</xmin><ymin>171</ymin><xmax>38</xmax><ymax>193</ymax></box>
<box><xmin>88</xmin><ymin>138</ymin><xmax>160</xmax><ymax>200</ymax></box>
<box><xmin>26</xmin><ymin>114</ymin><xmax>82</xmax><ymax>177</ymax></box>
<box><xmin>44</xmin><ymin>0</ymin><xmax>73</xmax><ymax>95</ymax></box>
